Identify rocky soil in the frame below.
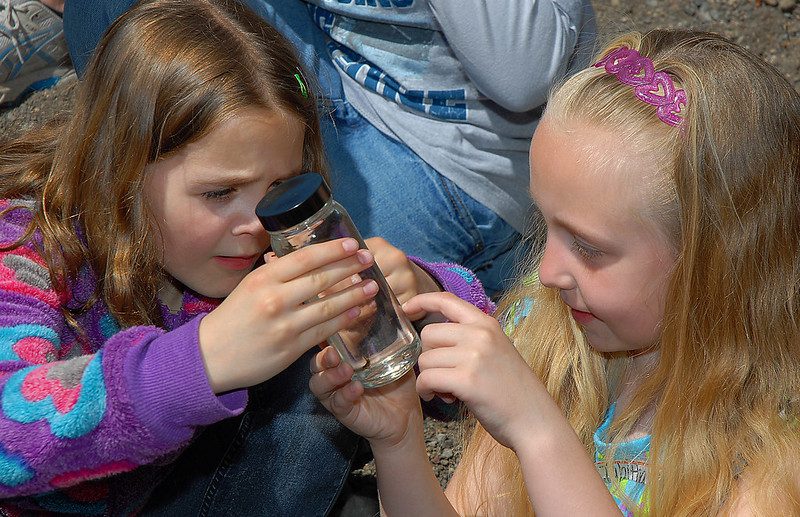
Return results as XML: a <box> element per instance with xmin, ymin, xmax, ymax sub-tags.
<box><xmin>1</xmin><ymin>0</ymin><xmax>798</xmax><ymax>500</ymax></box>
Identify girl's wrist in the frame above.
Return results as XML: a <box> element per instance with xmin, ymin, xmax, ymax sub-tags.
<box><xmin>369</xmin><ymin>415</ymin><xmax>426</xmax><ymax>457</ymax></box>
<box><xmin>508</xmin><ymin>398</ymin><xmax>578</xmax><ymax>460</ymax></box>
<box><xmin>197</xmin><ymin>312</ymin><xmax>235</xmax><ymax>393</ymax></box>
<box><xmin>505</xmin><ymin>379</ymin><xmax>572</xmax><ymax>456</ymax></box>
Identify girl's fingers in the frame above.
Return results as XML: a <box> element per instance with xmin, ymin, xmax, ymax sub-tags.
<box><xmin>309</xmin><ymin>349</ymin><xmax>354</xmax><ymax>398</ymax></box>
<box><xmin>319</xmin><ymin>273</ymin><xmax>363</xmax><ymax>299</ymax></box>
<box><xmin>403</xmin><ymin>308</ymin><xmax>427</xmax><ymax>322</ymax></box>
<box><xmin>416</xmin><ymin>349</ymin><xmax>464</xmax><ymax>403</ymax></box>
<box><xmin>295</xmin><ymin>286</ymin><xmax>377</xmax><ymax>351</ymax></box>
<box><xmin>310</xmin><ymin>345</ymin><xmax>341</xmax><ymax>374</ymax></box>
<box><xmin>331</xmin><ymin>380</ymin><xmax>365</xmax><ymax>409</ymax></box>
<box><xmin>418</xmin><ymin>321</ymin><xmax>477</xmax><ymax>351</ymax></box>
<box><xmin>296</xmin><ymin>278</ymin><xmax>379</xmax><ymax>332</ymax></box>
<box><xmin>283</xmin><ymin>249</ymin><xmax>374</xmax><ymax>306</ymax></box>
<box><xmin>416</xmin><ymin>346</ymin><xmax>462</xmax><ymax>371</ymax></box>
<box><xmin>415</xmin><ymin>368</ymin><xmax>462</xmax><ymax>403</ymax></box>
<box><xmin>402</xmin><ymin>292</ymin><xmax>485</xmax><ymax>325</ymax></box>
<box><xmin>266</xmin><ymin>238</ymin><xmax>365</xmax><ymax>283</ymax></box>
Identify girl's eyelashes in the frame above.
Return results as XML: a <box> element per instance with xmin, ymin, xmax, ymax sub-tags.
<box><xmin>200</xmin><ymin>178</ymin><xmax>285</xmax><ymax>201</ymax></box>
<box><xmin>201</xmin><ymin>187</ymin><xmax>235</xmax><ymax>200</ymax></box>
<box><xmin>571</xmin><ymin>237</ymin><xmax>602</xmax><ymax>261</ymax></box>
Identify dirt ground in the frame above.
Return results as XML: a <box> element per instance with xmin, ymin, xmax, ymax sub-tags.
<box><xmin>0</xmin><ymin>0</ymin><xmax>798</xmax><ymax>495</ymax></box>
<box><xmin>2</xmin><ymin>0</ymin><xmax>799</xmax><ymax>134</ymax></box>
<box><xmin>597</xmin><ymin>0</ymin><xmax>799</xmax><ymax>89</ymax></box>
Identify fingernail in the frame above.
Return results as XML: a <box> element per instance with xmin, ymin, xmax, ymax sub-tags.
<box><xmin>362</xmin><ymin>280</ymin><xmax>378</xmax><ymax>295</ymax></box>
<box><xmin>350</xmin><ymin>274</ymin><xmax>361</xmax><ymax>284</ymax></box>
<box><xmin>347</xmin><ymin>306</ymin><xmax>361</xmax><ymax>318</ymax></box>
<box><xmin>324</xmin><ymin>350</ymin><xmax>338</xmax><ymax>368</ymax></box>
<box><xmin>356</xmin><ymin>250</ymin><xmax>372</xmax><ymax>265</ymax></box>
<box><xmin>342</xmin><ymin>239</ymin><xmax>358</xmax><ymax>252</ymax></box>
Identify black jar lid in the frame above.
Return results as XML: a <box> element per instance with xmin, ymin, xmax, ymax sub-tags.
<box><xmin>256</xmin><ymin>172</ymin><xmax>331</xmax><ymax>231</ymax></box>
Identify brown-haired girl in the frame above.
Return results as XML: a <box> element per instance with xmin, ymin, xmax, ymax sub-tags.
<box><xmin>0</xmin><ymin>0</ymin><xmax>492</xmax><ymax>514</ymax></box>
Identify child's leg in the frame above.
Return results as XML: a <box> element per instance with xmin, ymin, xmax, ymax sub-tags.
<box><xmin>64</xmin><ymin>0</ymin><xmax>345</xmax><ymax>99</ymax></box>
<box><xmin>63</xmin><ymin>0</ymin><xmax>136</xmax><ymax>77</ymax></box>
<box><xmin>322</xmin><ymin>100</ymin><xmax>528</xmax><ymax>297</ymax></box>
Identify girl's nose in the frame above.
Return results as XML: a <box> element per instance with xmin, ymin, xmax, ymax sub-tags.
<box><xmin>233</xmin><ymin>209</ymin><xmax>268</xmax><ymax>237</ymax></box>
<box><xmin>537</xmin><ymin>238</ymin><xmax>576</xmax><ymax>291</ymax></box>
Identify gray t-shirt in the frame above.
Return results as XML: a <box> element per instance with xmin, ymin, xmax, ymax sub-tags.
<box><xmin>304</xmin><ymin>0</ymin><xmax>597</xmax><ymax>232</ymax></box>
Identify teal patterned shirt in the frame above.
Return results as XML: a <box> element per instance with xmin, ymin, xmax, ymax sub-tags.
<box><xmin>594</xmin><ymin>403</ymin><xmax>650</xmax><ymax>516</ymax></box>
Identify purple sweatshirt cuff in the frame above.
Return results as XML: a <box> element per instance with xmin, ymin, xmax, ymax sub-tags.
<box><xmin>125</xmin><ymin>315</ymin><xmax>247</xmax><ymax>446</ymax></box>
<box><xmin>408</xmin><ymin>257</ymin><xmax>496</xmax><ymax>314</ymax></box>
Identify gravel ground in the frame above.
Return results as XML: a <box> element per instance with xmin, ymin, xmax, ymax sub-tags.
<box><xmin>1</xmin><ymin>0</ymin><xmax>798</xmax><ymax>495</ymax></box>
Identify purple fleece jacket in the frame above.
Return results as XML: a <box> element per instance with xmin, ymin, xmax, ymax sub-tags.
<box><xmin>0</xmin><ymin>200</ymin><xmax>493</xmax><ymax>514</ymax></box>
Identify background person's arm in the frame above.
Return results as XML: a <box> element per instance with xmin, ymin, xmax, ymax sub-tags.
<box><xmin>428</xmin><ymin>0</ymin><xmax>594</xmax><ymax>112</ymax></box>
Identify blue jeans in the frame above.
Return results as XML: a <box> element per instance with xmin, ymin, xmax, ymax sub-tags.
<box><xmin>64</xmin><ymin>0</ymin><xmax>526</xmax><ymax>296</ymax></box>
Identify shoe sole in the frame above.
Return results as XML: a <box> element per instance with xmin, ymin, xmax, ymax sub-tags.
<box><xmin>0</xmin><ymin>65</ymin><xmax>73</xmax><ymax>107</ymax></box>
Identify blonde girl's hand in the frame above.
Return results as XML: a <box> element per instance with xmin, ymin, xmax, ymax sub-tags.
<box><xmin>365</xmin><ymin>237</ymin><xmax>440</xmax><ymax>320</ymax></box>
<box><xmin>404</xmin><ymin>292</ymin><xmax>553</xmax><ymax>452</ymax></box>
<box><xmin>309</xmin><ymin>346</ymin><xmax>423</xmax><ymax>448</ymax></box>
<box><xmin>199</xmin><ymin>238</ymin><xmax>379</xmax><ymax>393</ymax></box>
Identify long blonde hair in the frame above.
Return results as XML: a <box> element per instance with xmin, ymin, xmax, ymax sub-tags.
<box><xmin>455</xmin><ymin>29</ymin><xmax>800</xmax><ymax>515</ymax></box>
<box><xmin>0</xmin><ymin>0</ymin><xmax>327</xmax><ymax>328</ymax></box>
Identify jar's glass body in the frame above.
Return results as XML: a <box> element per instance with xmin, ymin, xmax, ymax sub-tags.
<box><xmin>270</xmin><ymin>199</ymin><xmax>420</xmax><ymax>388</ymax></box>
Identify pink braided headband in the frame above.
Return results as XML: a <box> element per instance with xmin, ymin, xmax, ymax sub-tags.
<box><xmin>593</xmin><ymin>47</ymin><xmax>687</xmax><ymax>127</ymax></box>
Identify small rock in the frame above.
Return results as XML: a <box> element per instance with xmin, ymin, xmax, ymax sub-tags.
<box><xmin>778</xmin><ymin>0</ymin><xmax>796</xmax><ymax>11</ymax></box>
<box><xmin>441</xmin><ymin>448</ymin><xmax>454</xmax><ymax>459</ymax></box>
<box><xmin>697</xmin><ymin>7</ymin><xmax>715</xmax><ymax>22</ymax></box>
<box><xmin>764</xmin><ymin>0</ymin><xmax>779</xmax><ymax>5</ymax></box>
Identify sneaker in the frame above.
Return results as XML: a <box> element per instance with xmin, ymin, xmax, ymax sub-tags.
<box><xmin>0</xmin><ymin>0</ymin><xmax>70</xmax><ymax>107</ymax></box>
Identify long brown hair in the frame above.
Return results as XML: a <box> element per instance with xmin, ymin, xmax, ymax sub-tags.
<box><xmin>456</xmin><ymin>30</ymin><xmax>800</xmax><ymax>515</ymax></box>
<box><xmin>0</xmin><ymin>0</ymin><xmax>327</xmax><ymax>328</ymax></box>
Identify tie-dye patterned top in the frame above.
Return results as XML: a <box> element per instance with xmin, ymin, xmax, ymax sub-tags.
<box><xmin>0</xmin><ymin>200</ymin><xmax>249</xmax><ymax>514</ymax></box>
<box><xmin>594</xmin><ymin>405</ymin><xmax>650</xmax><ymax>516</ymax></box>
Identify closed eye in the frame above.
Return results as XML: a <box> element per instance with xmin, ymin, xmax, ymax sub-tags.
<box><xmin>571</xmin><ymin>237</ymin><xmax>602</xmax><ymax>261</ymax></box>
<box><xmin>202</xmin><ymin>187</ymin><xmax>235</xmax><ymax>200</ymax></box>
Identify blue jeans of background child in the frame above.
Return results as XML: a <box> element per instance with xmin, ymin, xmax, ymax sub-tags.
<box><xmin>64</xmin><ymin>0</ymin><xmax>527</xmax><ymax>297</ymax></box>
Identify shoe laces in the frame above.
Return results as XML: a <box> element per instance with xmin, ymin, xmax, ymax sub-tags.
<box><xmin>1</xmin><ymin>0</ymin><xmax>26</xmax><ymax>63</ymax></box>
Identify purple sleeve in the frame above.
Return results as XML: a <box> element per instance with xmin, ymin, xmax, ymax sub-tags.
<box><xmin>124</xmin><ymin>314</ymin><xmax>247</xmax><ymax>445</ymax></box>
<box><xmin>408</xmin><ymin>256</ymin><xmax>496</xmax><ymax>314</ymax></box>
<box><xmin>0</xmin><ymin>208</ymin><xmax>246</xmax><ymax>497</ymax></box>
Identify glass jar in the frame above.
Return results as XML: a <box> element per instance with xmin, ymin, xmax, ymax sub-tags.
<box><xmin>256</xmin><ymin>172</ymin><xmax>420</xmax><ymax>388</ymax></box>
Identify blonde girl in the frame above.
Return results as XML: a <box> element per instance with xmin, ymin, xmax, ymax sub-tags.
<box><xmin>311</xmin><ymin>29</ymin><xmax>800</xmax><ymax>516</ymax></box>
